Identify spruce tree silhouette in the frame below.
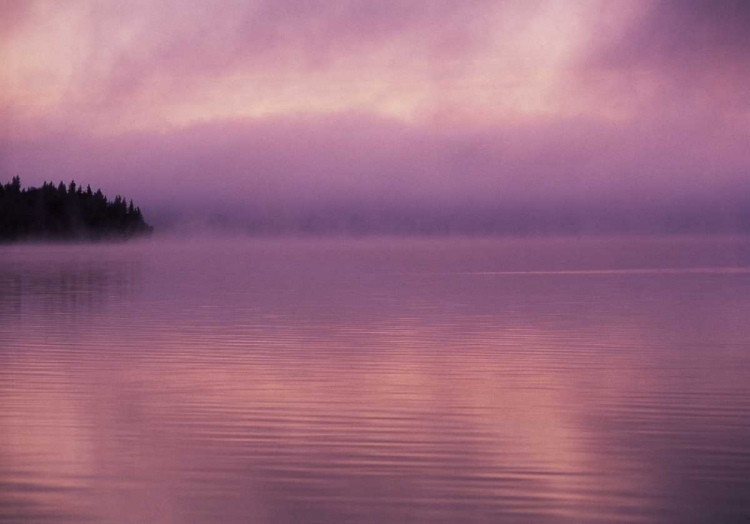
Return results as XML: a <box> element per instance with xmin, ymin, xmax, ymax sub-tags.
<box><xmin>0</xmin><ymin>178</ymin><xmax>153</xmax><ymax>242</ymax></box>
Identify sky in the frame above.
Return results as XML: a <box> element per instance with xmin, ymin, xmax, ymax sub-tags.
<box><xmin>2</xmin><ymin>0</ymin><xmax>749</xmax><ymax>232</ymax></box>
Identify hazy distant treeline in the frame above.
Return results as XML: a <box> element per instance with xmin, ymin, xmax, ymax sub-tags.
<box><xmin>0</xmin><ymin>177</ymin><xmax>153</xmax><ymax>242</ymax></box>
<box><xmin>151</xmin><ymin>201</ymin><xmax>750</xmax><ymax>237</ymax></box>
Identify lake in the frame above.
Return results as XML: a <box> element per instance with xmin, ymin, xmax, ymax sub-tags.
<box><xmin>2</xmin><ymin>236</ymin><xmax>749</xmax><ymax>523</ymax></box>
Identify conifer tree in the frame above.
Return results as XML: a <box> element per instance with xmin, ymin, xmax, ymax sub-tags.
<box><xmin>0</xmin><ymin>178</ymin><xmax>153</xmax><ymax>242</ymax></box>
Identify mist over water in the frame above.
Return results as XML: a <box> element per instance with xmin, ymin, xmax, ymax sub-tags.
<box><xmin>2</xmin><ymin>236</ymin><xmax>750</xmax><ymax>523</ymax></box>
<box><xmin>9</xmin><ymin>114</ymin><xmax>750</xmax><ymax>240</ymax></box>
<box><xmin>146</xmin><ymin>200</ymin><xmax>750</xmax><ymax>237</ymax></box>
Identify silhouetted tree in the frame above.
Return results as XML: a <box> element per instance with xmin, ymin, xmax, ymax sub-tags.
<box><xmin>0</xmin><ymin>178</ymin><xmax>153</xmax><ymax>242</ymax></box>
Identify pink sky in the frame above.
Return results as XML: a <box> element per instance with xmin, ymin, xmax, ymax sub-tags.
<box><xmin>2</xmin><ymin>0</ymin><xmax>749</xmax><ymax>221</ymax></box>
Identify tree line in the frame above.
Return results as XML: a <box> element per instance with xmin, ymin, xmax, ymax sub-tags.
<box><xmin>0</xmin><ymin>177</ymin><xmax>153</xmax><ymax>242</ymax></box>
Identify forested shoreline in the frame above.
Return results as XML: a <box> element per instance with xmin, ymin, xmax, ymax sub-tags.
<box><xmin>0</xmin><ymin>177</ymin><xmax>153</xmax><ymax>242</ymax></box>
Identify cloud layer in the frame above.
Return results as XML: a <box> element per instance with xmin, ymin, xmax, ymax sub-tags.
<box><xmin>2</xmin><ymin>0</ymin><xmax>749</xmax><ymax>232</ymax></box>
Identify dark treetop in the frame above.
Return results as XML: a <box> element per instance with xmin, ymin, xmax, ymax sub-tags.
<box><xmin>0</xmin><ymin>177</ymin><xmax>153</xmax><ymax>242</ymax></box>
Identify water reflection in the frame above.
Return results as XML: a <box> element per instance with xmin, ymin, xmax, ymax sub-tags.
<box><xmin>0</xmin><ymin>245</ymin><xmax>142</xmax><ymax>334</ymax></box>
<box><xmin>1</xmin><ymin>238</ymin><xmax>749</xmax><ymax>523</ymax></box>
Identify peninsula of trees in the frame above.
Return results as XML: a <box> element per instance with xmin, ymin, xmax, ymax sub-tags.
<box><xmin>0</xmin><ymin>177</ymin><xmax>153</xmax><ymax>242</ymax></box>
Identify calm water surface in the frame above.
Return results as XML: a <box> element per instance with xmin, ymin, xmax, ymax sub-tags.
<box><xmin>1</xmin><ymin>236</ymin><xmax>749</xmax><ymax>523</ymax></box>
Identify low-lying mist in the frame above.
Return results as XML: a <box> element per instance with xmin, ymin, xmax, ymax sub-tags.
<box><xmin>5</xmin><ymin>113</ymin><xmax>750</xmax><ymax>239</ymax></box>
<box><xmin>147</xmin><ymin>199</ymin><xmax>750</xmax><ymax>237</ymax></box>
